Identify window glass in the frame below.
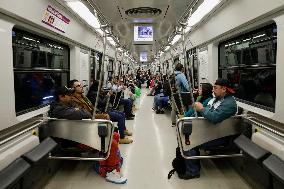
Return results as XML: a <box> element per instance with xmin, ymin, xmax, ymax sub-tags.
<box><xmin>12</xmin><ymin>28</ymin><xmax>69</xmax><ymax>69</ymax></box>
<box><xmin>12</xmin><ymin>28</ymin><xmax>70</xmax><ymax>115</ymax></box>
<box><xmin>219</xmin><ymin>23</ymin><xmax>276</xmax><ymax>111</ymax></box>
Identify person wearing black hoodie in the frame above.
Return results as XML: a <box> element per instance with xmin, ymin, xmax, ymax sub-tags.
<box><xmin>49</xmin><ymin>86</ymin><xmax>91</xmax><ymax>119</ymax></box>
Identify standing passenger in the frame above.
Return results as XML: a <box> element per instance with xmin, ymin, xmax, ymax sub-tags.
<box><xmin>171</xmin><ymin>63</ymin><xmax>190</xmax><ymax>125</ymax></box>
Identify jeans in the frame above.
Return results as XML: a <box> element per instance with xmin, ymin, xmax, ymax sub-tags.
<box><xmin>154</xmin><ymin>93</ymin><xmax>169</xmax><ymax>110</ymax></box>
<box><xmin>184</xmin><ymin>137</ymin><xmax>229</xmax><ymax>175</ymax></box>
<box><xmin>119</xmin><ymin>98</ymin><xmax>133</xmax><ymax>116</ymax></box>
<box><xmin>107</xmin><ymin>110</ymin><xmax>126</xmax><ymax>139</ymax></box>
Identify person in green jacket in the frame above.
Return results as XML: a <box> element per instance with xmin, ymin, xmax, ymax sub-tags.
<box><xmin>184</xmin><ymin>83</ymin><xmax>213</xmax><ymax>117</ymax></box>
<box><xmin>134</xmin><ymin>82</ymin><xmax>141</xmax><ymax>98</ymax></box>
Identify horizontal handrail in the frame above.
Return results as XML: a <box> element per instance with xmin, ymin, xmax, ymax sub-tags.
<box><xmin>246</xmin><ymin>116</ymin><xmax>284</xmax><ymax>138</ymax></box>
<box><xmin>0</xmin><ymin>119</ymin><xmax>43</xmax><ymax>146</ymax></box>
<box><xmin>181</xmin><ymin>153</ymin><xmax>243</xmax><ymax>160</ymax></box>
<box><xmin>48</xmin><ymin>154</ymin><xmax>109</xmax><ymax>161</ymax></box>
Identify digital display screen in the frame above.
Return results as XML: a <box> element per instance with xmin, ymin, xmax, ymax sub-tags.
<box><xmin>140</xmin><ymin>52</ymin><xmax>148</xmax><ymax>62</ymax></box>
<box><xmin>134</xmin><ymin>26</ymin><xmax>153</xmax><ymax>42</ymax></box>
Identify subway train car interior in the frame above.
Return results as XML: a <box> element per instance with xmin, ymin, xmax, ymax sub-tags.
<box><xmin>1</xmin><ymin>0</ymin><xmax>284</xmax><ymax>188</ymax></box>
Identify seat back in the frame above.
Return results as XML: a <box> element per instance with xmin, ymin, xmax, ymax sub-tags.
<box><xmin>112</xmin><ymin>91</ymin><xmax>122</xmax><ymax>109</ymax></box>
<box><xmin>46</xmin><ymin>119</ymin><xmax>114</xmax><ymax>153</ymax></box>
<box><xmin>172</xmin><ymin>92</ymin><xmax>192</xmax><ymax>115</ymax></box>
<box><xmin>176</xmin><ymin>116</ymin><xmax>243</xmax><ymax>152</ymax></box>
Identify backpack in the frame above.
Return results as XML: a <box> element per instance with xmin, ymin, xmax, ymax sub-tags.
<box><xmin>168</xmin><ymin>147</ymin><xmax>186</xmax><ymax>179</ymax></box>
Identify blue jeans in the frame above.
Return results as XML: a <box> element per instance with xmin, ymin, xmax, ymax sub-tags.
<box><xmin>107</xmin><ymin>110</ymin><xmax>126</xmax><ymax>139</ymax></box>
<box><xmin>184</xmin><ymin>138</ymin><xmax>229</xmax><ymax>175</ymax></box>
<box><xmin>154</xmin><ymin>93</ymin><xmax>169</xmax><ymax>110</ymax></box>
<box><xmin>119</xmin><ymin>98</ymin><xmax>133</xmax><ymax>116</ymax></box>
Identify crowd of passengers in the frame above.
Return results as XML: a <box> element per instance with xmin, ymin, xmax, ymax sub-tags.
<box><xmin>157</xmin><ymin>63</ymin><xmax>238</xmax><ymax>180</ymax></box>
<box><xmin>48</xmin><ymin>63</ymin><xmax>238</xmax><ymax>183</ymax></box>
<box><xmin>48</xmin><ymin>75</ymin><xmax>143</xmax><ymax>184</ymax></box>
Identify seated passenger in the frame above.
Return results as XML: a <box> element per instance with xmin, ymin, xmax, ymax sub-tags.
<box><xmin>153</xmin><ymin>78</ymin><xmax>171</xmax><ymax>114</ymax></box>
<box><xmin>85</xmin><ymin>81</ymin><xmax>133</xmax><ymax>144</ymax></box>
<box><xmin>49</xmin><ymin>86</ymin><xmax>91</xmax><ymax>119</ymax></box>
<box><xmin>134</xmin><ymin>82</ymin><xmax>141</xmax><ymax>98</ymax></box>
<box><xmin>180</xmin><ymin>78</ymin><xmax>237</xmax><ymax>180</ymax></box>
<box><xmin>97</xmin><ymin>90</ymin><xmax>133</xmax><ymax>144</ymax></box>
<box><xmin>67</xmin><ymin>80</ymin><xmax>98</xmax><ymax>116</ymax></box>
<box><xmin>49</xmin><ymin>86</ymin><xmax>127</xmax><ymax>184</ymax></box>
<box><xmin>112</xmin><ymin>79</ymin><xmax>135</xmax><ymax>118</ymax></box>
<box><xmin>184</xmin><ymin>83</ymin><xmax>213</xmax><ymax>117</ymax></box>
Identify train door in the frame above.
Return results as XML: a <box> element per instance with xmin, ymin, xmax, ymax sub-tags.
<box><xmin>187</xmin><ymin>48</ymin><xmax>199</xmax><ymax>89</ymax></box>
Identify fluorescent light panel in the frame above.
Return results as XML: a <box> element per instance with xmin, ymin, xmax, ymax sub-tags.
<box><xmin>165</xmin><ymin>46</ymin><xmax>170</xmax><ymax>51</ymax></box>
<box><xmin>66</xmin><ymin>1</ymin><xmax>103</xmax><ymax>34</ymax></box>
<box><xmin>171</xmin><ymin>35</ymin><xmax>181</xmax><ymax>45</ymax></box>
<box><xmin>187</xmin><ymin>0</ymin><xmax>221</xmax><ymax>27</ymax></box>
<box><xmin>107</xmin><ymin>37</ymin><xmax>116</xmax><ymax>46</ymax></box>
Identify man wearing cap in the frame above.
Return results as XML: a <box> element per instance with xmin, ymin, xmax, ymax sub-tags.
<box><xmin>179</xmin><ymin>78</ymin><xmax>237</xmax><ymax>180</ymax></box>
<box><xmin>194</xmin><ymin>78</ymin><xmax>237</xmax><ymax>124</ymax></box>
<box><xmin>49</xmin><ymin>86</ymin><xmax>92</xmax><ymax>120</ymax></box>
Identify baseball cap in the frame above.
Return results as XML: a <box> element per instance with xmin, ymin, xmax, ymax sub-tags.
<box><xmin>214</xmin><ymin>78</ymin><xmax>235</xmax><ymax>94</ymax></box>
<box><xmin>55</xmin><ymin>86</ymin><xmax>74</xmax><ymax>96</ymax></box>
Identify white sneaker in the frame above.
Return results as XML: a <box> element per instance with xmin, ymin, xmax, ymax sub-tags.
<box><xmin>106</xmin><ymin>170</ymin><xmax>127</xmax><ymax>184</ymax></box>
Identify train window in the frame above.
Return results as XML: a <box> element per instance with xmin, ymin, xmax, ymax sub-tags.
<box><xmin>219</xmin><ymin>23</ymin><xmax>277</xmax><ymax>112</ymax></box>
<box><xmin>12</xmin><ymin>28</ymin><xmax>70</xmax><ymax>115</ymax></box>
<box><xmin>90</xmin><ymin>50</ymin><xmax>102</xmax><ymax>81</ymax></box>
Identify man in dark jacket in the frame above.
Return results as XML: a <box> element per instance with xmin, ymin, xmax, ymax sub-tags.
<box><xmin>49</xmin><ymin>86</ymin><xmax>92</xmax><ymax>119</ymax></box>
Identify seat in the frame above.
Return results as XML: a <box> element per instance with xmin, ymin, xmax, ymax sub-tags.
<box><xmin>176</xmin><ymin>116</ymin><xmax>243</xmax><ymax>159</ymax></box>
<box><xmin>263</xmin><ymin>155</ymin><xmax>284</xmax><ymax>188</ymax></box>
<box><xmin>46</xmin><ymin>118</ymin><xmax>114</xmax><ymax>160</ymax></box>
<box><xmin>172</xmin><ymin>92</ymin><xmax>192</xmax><ymax>115</ymax></box>
<box><xmin>0</xmin><ymin>158</ymin><xmax>30</xmax><ymax>189</ymax></box>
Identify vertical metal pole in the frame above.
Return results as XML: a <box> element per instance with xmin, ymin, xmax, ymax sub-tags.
<box><xmin>120</xmin><ymin>51</ymin><xmax>125</xmax><ymax>77</ymax></box>
<box><xmin>92</xmin><ymin>30</ymin><xmax>108</xmax><ymax>120</ymax></box>
<box><xmin>181</xmin><ymin>27</ymin><xmax>197</xmax><ymax>117</ymax></box>
<box><xmin>113</xmin><ymin>47</ymin><xmax>118</xmax><ymax>78</ymax></box>
<box><xmin>171</xmin><ymin>48</ymin><xmax>185</xmax><ymax>115</ymax></box>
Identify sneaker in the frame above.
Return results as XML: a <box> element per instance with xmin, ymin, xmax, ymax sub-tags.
<box><xmin>106</xmin><ymin>170</ymin><xmax>127</xmax><ymax>184</ymax></box>
<box><xmin>178</xmin><ymin>173</ymin><xmax>200</xmax><ymax>180</ymax></box>
<box><xmin>119</xmin><ymin>138</ymin><xmax>133</xmax><ymax>144</ymax></box>
<box><xmin>124</xmin><ymin>130</ymin><xmax>133</xmax><ymax>136</ymax></box>
<box><xmin>125</xmin><ymin>116</ymin><xmax>134</xmax><ymax>120</ymax></box>
<box><xmin>128</xmin><ymin>113</ymin><xmax>135</xmax><ymax>117</ymax></box>
<box><xmin>156</xmin><ymin>109</ymin><xmax>164</xmax><ymax>114</ymax></box>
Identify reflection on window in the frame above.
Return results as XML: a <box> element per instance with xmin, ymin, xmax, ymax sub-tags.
<box><xmin>12</xmin><ymin>28</ymin><xmax>69</xmax><ymax>69</ymax></box>
<box><xmin>220</xmin><ymin>23</ymin><xmax>277</xmax><ymax>67</ymax></box>
<box><xmin>90</xmin><ymin>50</ymin><xmax>102</xmax><ymax>81</ymax></box>
<box><xmin>219</xmin><ymin>23</ymin><xmax>276</xmax><ymax>111</ymax></box>
<box><xmin>14</xmin><ymin>73</ymin><xmax>68</xmax><ymax>114</ymax></box>
<box><xmin>12</xmin><ymin>28</ymin><xmax>70</xmax><ymax>115</ymax></box>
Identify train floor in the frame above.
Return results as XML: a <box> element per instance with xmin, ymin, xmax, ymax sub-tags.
<box><xmin>43</xmin><ymin>89</ymin><xmax>252</xmax><ymax>189</ymax></box>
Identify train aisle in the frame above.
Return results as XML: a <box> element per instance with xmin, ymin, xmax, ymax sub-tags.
<box><xmin>44</xmin><ymin>89</ymin><xmax>252</xmax><ymax>189</ymax></box>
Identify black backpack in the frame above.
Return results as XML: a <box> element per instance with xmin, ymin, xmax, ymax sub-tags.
<box><xmin>168</xmin><ymin>147</ymin><xmax>186</xmax><ymax>179</ymax></box>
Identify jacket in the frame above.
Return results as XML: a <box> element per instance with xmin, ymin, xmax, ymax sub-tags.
<box><xmin>71</xmin><ymin>93</ymin><xmax>94</xmax><ymax>114</ymax></box>
<box><xmin>175</xmin><ymin>71</ymin><xmax>190</xmax><ymax>92</ymax></box>
<box><xmin>199</xmin><ymin>95</ymin><xmax>237</xmax><ymax>124</ymax></box>
<box><xmin>49</xmin><ymin>102</ymin><xmax>92</xmax><ymax>120</ymax></box>
<box><xmin>184</xmin><ymin>97</ymin><xmax>212</xmax><ymax>117</ymax></box>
